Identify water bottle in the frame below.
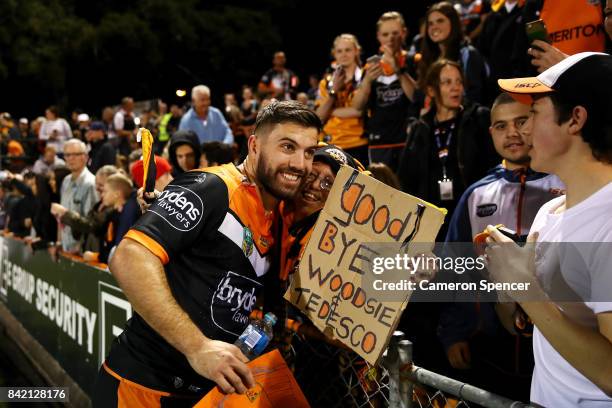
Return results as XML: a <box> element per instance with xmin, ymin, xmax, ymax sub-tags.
<box><xmin>234</xmin><ymin>312</ymin><xmax>277</xmax><ymax>360</ymax></box>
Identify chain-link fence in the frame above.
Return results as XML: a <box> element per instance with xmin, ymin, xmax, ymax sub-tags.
<box><xmin>287</xmin><ymin>330</ymin><xmax>533</xmax><ymax>408</ymax></box>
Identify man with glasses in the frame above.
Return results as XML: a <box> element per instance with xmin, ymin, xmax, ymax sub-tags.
<box><xmin>278</xmin><ymin>144</ymin><xmax>364</xmax><ymax>285</ymax></box>
<box><xmin>58</xmin><ymin>138</ymin><xmax>98</xmax><ymax>253</ymax></box>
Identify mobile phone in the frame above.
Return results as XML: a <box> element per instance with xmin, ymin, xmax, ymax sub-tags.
<box><xmin>366</xmin><ymin>55</ymin><xmax>382</xmax><ymax>65</ymax></box>
<box><xmin>526</xmin><ymin>19</ymin><xmax>550</xmax><ymax>49</ymax></box>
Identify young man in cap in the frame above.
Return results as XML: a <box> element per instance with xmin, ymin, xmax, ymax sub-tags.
<box><xmin>94</xmin><ymin>101</ymin><xmax>320</xmax><ymax>407</ymax></box>
<box><xmin>486</xmin><ymin>52</ymin><xmax>612</xmax><ymax>405</ymax></box>
<box><xmin>439</xmin><ymin>92</ymin><xmax>565</xmax><ymax>400</ymax></box>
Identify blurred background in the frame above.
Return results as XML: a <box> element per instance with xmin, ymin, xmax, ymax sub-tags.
<box><xmin>0</xmin><ymin>0</ymin><xmax>428</xmax><ymax>118</ymax></box>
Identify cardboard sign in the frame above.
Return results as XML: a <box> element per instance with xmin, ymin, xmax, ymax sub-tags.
<box><xmin>284</xmin><ymin>166</ymin><xmax>446</xmax><ymax>365</ymax></box>
<box><xmin>195</xmin><ymin>349</ymin><xmax>310</xmax><ymax>408</ymax></box>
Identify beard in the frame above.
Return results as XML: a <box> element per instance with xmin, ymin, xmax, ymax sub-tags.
<box><xmin>256</xmin><ymin>151</ymin><xmax>305</xmax><ymax>200</ymax></box>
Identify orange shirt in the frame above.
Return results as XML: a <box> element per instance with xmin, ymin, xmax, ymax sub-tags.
<box><xmin>541</xmin><ymin>0</ymin><xmax>605</xmax><ymax>55</ymax></box>
<box><xmin>316</xmin><ymin>67</ymin><xmax>367</xmax><ymax>150</ymax></box>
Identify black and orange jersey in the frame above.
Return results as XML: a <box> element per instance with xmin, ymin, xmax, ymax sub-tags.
<box><xmin>105</xmin><ymin>163</ymin><xmax>275</xmax><ymax>395</ymax></box>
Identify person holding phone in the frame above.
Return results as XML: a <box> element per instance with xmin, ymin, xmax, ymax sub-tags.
<box><xmin>352</xmin><ymin>11</ymin><xmax>418</xmax><ymax>171</ymax></box>
<box><xmin>527</xmin><ymin>2</ymin><xmax>612</xmax><ymax>73</ymax></box>
<box><xmin>512</xmin><ymin>0</ymin><xmax>607</xmax><ymax>75</ymax></box>
<box><xmin>315</xmin><ymin>34</ymin><xmax>368</xmax><ymax>165</ymax></box>
<box><xmin>489</xmin><ymin>52</ymin><xmax>612</xmax><ymax>407</ymax></box>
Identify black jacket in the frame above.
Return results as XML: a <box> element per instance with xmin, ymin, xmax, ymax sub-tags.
<box><xmin>168</xmin><ymin>130</ymin><xmax>201</xmax><ymax>177</ymax></box>
<box><xmin>61</xmin><ymin>201</ymin><xmax>115</xmax><ymax>253</ymax></box>
<box><xmin>88</xmin><ymin>139</ymin><xmax>117</xmax><ymax>174</ymax></box>
<box><xmin>10</xmin><ymin>177</ymin><xmax>54</xmax><ymax>244</ymax></box>
<box><xmin>460</xmin><ymin>44</ymin><xmax>489</xmax><ymax>105</ymax></box>
<box><xmin>479</xmin><ymin>2</ymin><xmax>524</xmax><ymax>80</ymax></box>
<box><xmin>398</xmin><ymin>102</ymin><xmax>499</xmax><ymax>216</ymax></box>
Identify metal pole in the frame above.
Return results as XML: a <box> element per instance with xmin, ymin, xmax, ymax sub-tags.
<box><xmin>397</xmin><ymin>339</ymin><xmax>413</xmax><ymax>408</ymax></box>
<box><xmin>410</xmin><ymin>365</ymin><xmax>534</xmax><ymax>408</ymax></box>
<box><xmin>383</xmin><ymin>331</ymin><xmax>404</xmax><ymax>408</ymax></box>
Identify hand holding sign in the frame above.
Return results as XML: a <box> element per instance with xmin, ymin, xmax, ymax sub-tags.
<box><xmin>285</xmin><ymin>167</ymin><xmax>446</xmax><ymax>365</ymax></box>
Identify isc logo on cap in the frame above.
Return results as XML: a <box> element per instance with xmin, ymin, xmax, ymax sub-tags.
<box><xmin>514</xmin><ymin>82</ymin><xmax>541</xmax><ymax>89</ymax></box>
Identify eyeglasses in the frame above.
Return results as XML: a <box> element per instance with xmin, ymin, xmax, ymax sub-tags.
<box><xmin>305</xmin><ymin>173</ymin><xmax>334</xmax><ymax>191</ymax></box>
<box><xmin>64</xmin><ymin>152</ymin><xmax>85</xmax><ymax>158</ymax></box>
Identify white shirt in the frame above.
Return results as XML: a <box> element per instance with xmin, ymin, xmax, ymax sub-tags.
<box><xmin>529</xmin><ymin>182</ymin><xmax>612</xmax><ymax>407</ymax></box>
<box><xmin>38</xmin><ymin>118</ymin><xmax>72</xmax><ymax>152</ymax></box>
<box><xmin>112</xmin><ymin>109</ymin><xmax>135</xmax><ymax>139</ymax></box>
<box><xmin>505</xmin><ymin>0</ymin><xmax>517</xmax><ymax>14</ymax></box>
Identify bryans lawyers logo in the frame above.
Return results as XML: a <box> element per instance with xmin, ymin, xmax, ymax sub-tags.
<box><xmin>149</xmin><ymin>185</ymin><xmax>204</xmax><ymax>231</ymax></box>
<box><xmin>211</xmin><ymin>271</ymin><xmax>261</xmax><ymax>336</ymax></box>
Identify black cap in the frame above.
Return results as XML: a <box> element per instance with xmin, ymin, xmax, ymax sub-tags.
<box><xmin>313</xmin><ymin>144</ymin><xmax>364</xmax><ymax>175</ymax></box>
<box><xmin>90</xmin><ymin>121</ymin><xmax>105</xmax><ymax>131</ymax></box>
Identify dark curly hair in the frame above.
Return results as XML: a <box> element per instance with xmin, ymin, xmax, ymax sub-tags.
<box><xmin>254</xmin><ymin>100</ymin><xmax>322</xmax><ymax>137</ymax></box>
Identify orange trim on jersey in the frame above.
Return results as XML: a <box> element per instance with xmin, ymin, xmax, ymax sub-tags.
<box><xmin>369</xmin><ymin>142</ymin><xmax>406</xmax><ymax>150</ymax></box>
<box><xmin>125</xmin><ymin>229</ymin><xmax>170</xmax><ymax>265</ymax></box>
<box><xmin>201</xmin><ymin>163</ymin><xmax>275</xmax><ymax>255</ymax></box>
<box><xmin>117</xmin><ymin>382</ymin><xmax>161</xmax><ymax>408</ymax></box>
<box><xmin>103</xmin><ymin>363</ymin><xmax>171</xmax><ymax>397</ymax></box>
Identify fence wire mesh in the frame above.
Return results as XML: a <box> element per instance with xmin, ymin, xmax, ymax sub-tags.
<box><xmin>283</xmin><ymin>330</ymin><xmax>531</xmax><ymax>408</ymax></box>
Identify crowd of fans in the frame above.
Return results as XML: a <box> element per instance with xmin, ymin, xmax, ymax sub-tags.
<box><xmin>0</xmin><ymin>0</ymin><xmax>610</xmax><ymax>403</ymax></box>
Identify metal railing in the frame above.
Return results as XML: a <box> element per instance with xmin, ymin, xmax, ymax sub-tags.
<box><xmin>289</xmin><ymin>330</ymin><xmax>533</xmax><ymax>408</ymax></box>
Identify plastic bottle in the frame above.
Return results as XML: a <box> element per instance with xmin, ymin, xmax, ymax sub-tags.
<box><xmin>234</xmin><ymin>312</ymin><xmax>277</xmax><ymax>360</ymax></box>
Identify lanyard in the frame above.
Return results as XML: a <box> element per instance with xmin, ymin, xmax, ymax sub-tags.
<box><xmin>434</xmin><ymin>121</ymin><xmax>455</xmax><ymax>177</ymax></box>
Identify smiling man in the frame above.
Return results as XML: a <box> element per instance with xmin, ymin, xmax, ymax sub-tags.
<box><xmin>94</xmin><ymin>101</ymin><xmax>320</xmax><ymax>407</ymax></box>
<box><xmin>486</xmin><ymin>52</ymin><xmax>612</xmax><ymax>406</ymax></box>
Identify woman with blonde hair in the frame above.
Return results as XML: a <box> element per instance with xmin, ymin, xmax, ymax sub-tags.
<box><xmin>315</xmin><ymin>33</ymin><xmax>369</xmax><ymax>165</ymax></box>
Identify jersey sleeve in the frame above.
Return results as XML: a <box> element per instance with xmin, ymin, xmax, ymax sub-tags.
<box><xmin>124</xmin><ymin>171</ymin><xmax>228</xmax><ymax>264</ymax></box>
